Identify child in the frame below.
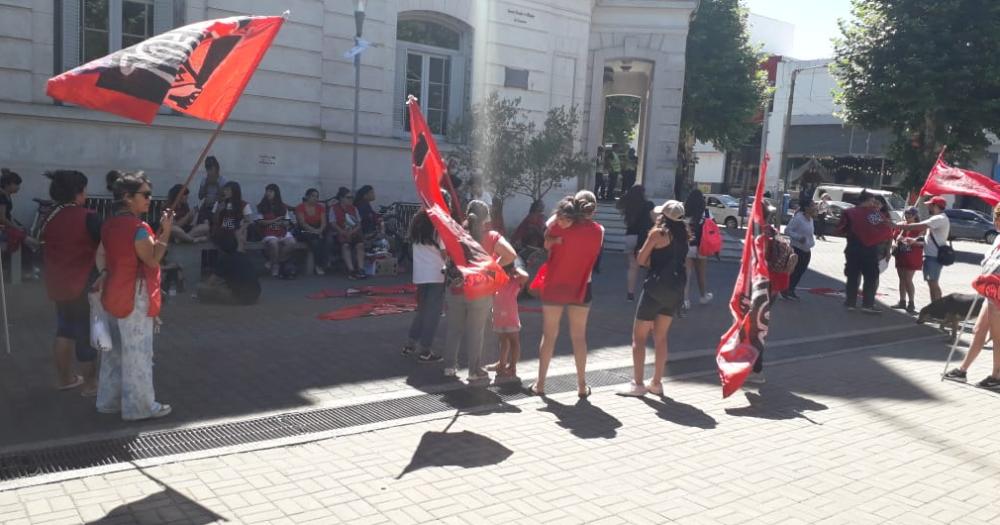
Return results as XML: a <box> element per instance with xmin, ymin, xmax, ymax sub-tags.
<box><xmin>492</xmin><ymin>260</ymin><xmax>529</xmax><ymax>382</ymax></box>
<box><xmin>402</xmin><ymin>210</ymin><xmax>446</xmax><ymax>363</ymax></box>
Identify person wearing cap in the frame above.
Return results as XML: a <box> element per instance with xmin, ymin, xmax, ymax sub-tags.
<box><xmin>617</xmin><ymin>200</ymin><xmax>689</xmax><ymax>397</ymax></box>
<box><xmin>897</xmin><ymin>196</ymin><xmax>951</xmax><ymax>303</ymax></box>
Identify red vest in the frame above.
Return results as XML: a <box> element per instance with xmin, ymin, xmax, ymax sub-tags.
<box><xmin>42</xmin><ymin>206</ymin><xmax>98</xmax><ymax>302</ymax></box>
<box><xmin>541</xmin><ymin>220</ymin><xmax>604</xmax><ymax>304</ymax></box>
<box><xmin>101</xmin><ymin>215</ymin><xmax>161</xmax><ymax>318</ymax></box>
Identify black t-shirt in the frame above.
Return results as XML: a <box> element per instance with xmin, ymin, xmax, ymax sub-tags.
<box><xmin>215</xmin><ymin>253</ymin><xmax>261</xmax><ymax>305</ymax></box>
<box><xmin>625</xmin><ymin>201</ymin><xmax>654</xmax><ymax>235</ymax></box>
<box><xmin>646</xmin><ymin>239</ymin><xmax>687</xmax><ymax>283</ymax></box>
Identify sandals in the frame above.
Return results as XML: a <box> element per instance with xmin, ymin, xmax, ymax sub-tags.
<box><xmin>578</xmin><ymin>385</ymin><xmax>592</xmax><ymax>399</ymax></box>
<box><xmin>58</xmin><ymin>375</ymin><xmax>84</xmax><ymax>391</ymax></box>
<box><xmin>527</xmin><ymin>382</ymin><xmax>545</xmax><ymax>396</ymax></box>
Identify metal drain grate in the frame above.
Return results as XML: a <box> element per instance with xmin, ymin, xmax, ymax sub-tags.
<box><xmin>0</xmin><ymin>368</ymin><xmax>634</xmax><ymax>482</ymax></box>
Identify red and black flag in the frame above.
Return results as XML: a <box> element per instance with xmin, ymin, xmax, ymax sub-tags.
<box><xmin>46</xmin><ymin>15</ymin><xmax>285</xmax><ymax>124</ymax></box>
<box><xmin>716</xmin><ymin>154</ymin><xmax>772</xmax><ymax>398</ymax></box>
<box><xmin>407</xmin><ymin>96</ymin><xmax>508</xmax><ymax>301</ymax></box>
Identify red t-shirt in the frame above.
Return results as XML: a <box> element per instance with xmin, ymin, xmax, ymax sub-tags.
<box><xmin>295</xmin><ymin>202</ymin><xmax>325</xmax><ymax>228</ymax></box>
<box><xmin>330</xmin><ymin>203</ymin><xmax>359</xmax><ymax>230</ymax></box>
<box><xmin>540</xmin><ymin>220</ymin><xmax>604</xmax><ymax>304</ymax></box>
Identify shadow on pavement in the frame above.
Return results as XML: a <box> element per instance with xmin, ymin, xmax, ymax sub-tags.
<box><xmin>537</xmin><ymin>397</ymin><xmax>622</xmax><ymax>439</ymax></box>
<box><xmin>639</xmin><ymin>395</ymin><xmax>717</xmax><ymax>429</ymax></box>
<box><xmin>397</xmin><ymin>428</ymin><xmax>513</xmax><ymax>479</ymax></box>
<box><xmin>86</xmin><ymin>469</ymin><xmax>226</xmax><ymax>524</ymax></box>
<box><xmin>724</xmin><ymin>385</ymin><xmax>829</xmax><ymax>425</ymax></box>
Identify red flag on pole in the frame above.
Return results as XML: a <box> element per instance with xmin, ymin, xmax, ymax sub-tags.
<box><xmin>46</xmin><ymin>15</ymin><xmax>285</xmax><ymax>125</ymax></box>
<box><xmin>919</xmin><ymin>154</ymin><xmax>1000</xmax><ymax>206</ymax></box>
<box><xmin>407</xmin><ymin>97</ymin><xmax>508</xmax><ymax>301</ymax></box>
<box><xmin>716</xmin><ymin>154</ymin><xmax>773</xmax><ymax>398</ymax></box>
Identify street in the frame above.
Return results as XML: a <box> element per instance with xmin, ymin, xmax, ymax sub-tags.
<box><xmin>1</xmin><ymin>234</ymin><xmax>998</xmax><ymax>524</ymax></box>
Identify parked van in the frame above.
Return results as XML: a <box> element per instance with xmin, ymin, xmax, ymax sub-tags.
<box><xmin>813</xmin><ymin>185</ymin><xmax>906</xmax><ymax>221</ymax></box>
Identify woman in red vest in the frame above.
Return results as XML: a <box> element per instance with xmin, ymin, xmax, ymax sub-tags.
<box><xmin>529</xmin><ymin>191</ymin><xmax>604</xmax><ymax>397</ymax></box>
<box><xmin>40</xmin><ymin>170</ymin><xmax>101</xmax><ymax>395</ymax></box>
<box><xmin>96</xmin><ymin>171</ymin><xmax>173</xmax><ymax>421</ymax></box>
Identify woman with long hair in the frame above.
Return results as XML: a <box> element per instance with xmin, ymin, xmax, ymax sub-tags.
<box><xmin>892</xmin><ymin>207</ymin><xmax>924</xmax><ymax>313</ymax></box>
<box><xmin>617</xmin><ymin>200</ymin><xmax>688</xmax><ymax>396</ymax></box>
<box><xmin>329</xmin><ymin>186</ymin><xmax>367</xmax><ymax>279</ymax></box>
<box><xmin>402</xmin><ymin>210</ymin><xmax>446</xmax><ymax>363</ymax></box>
<box><xmin>530</xmin><ymin>191</ymin><xmax>604</xmax><ymax>397</ymax></box>
<box><xmin>619</xmin><ymin>185</ymin><xmax>654</xmax><ymax>301</ymax></box>
<box><xmin>40</xmin><ymin>170</ymin><xmax>101</xmax><ymax>395</ymax></box>
<box><xmin>683</xmin><ymin>188</ymin><xmax>712</xmax><ymax>313</ymax></box>
<box><xmin>96</xmin><ymin>171</ymin><xmax>173</xmax><ymax>420</ymax></box>
<box><xmin>211</xmin><ymin>181</ymin><xmax>252</xmax><ymax>251</ymax></box>
<box><xmin>295</xmin><ymin>188</ymin><xmax>329</xmax><ymax>273</ymax></box>
<box><xmin>257</xmin><ymin>183</ymin><xmax>299</xmax><ymax>277</ymax></box>
<box><xmin>443</xmin><ymin>200</ymin><xmax>517</xmax><ymax>382</ymax></box>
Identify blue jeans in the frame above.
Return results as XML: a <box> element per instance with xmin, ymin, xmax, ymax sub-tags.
<box><xmin>407</xmin><ymin>283</ymin><xmax>445</xmax><ymax>351</ymax></box>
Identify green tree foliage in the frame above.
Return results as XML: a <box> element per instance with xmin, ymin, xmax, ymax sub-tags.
<box><xmin>520</xmin><ymin>106</ymin><xmax>593</xmax><ymax>202</ymax></box>
<box><xmin>603</xmin><ymin>96</ymin><xmax>641</xmax><ymax>147</ymax></box>
<box><xmin>678</xmin><ymin>0</ymin><xmax>769</xmax><ymax>197</ymax></box>
<box><xmin>833</xmin><ymin>0</ymin><xmax>1000</xmax><ymax>190</ymax></box>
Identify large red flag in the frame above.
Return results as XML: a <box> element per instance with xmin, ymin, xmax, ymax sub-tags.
<box><xmin>716</xmin><ymin>155</ymin><xmax>772</xmax><ymax>398</ymax></box>
<box><xmin>407</xmin><ymin>97</ymin><xmax>508</xmax><ymax>300</ymax></box>
<box><xmin>46</xmin><ymin>15</ymin><xmax>285</xmax><ymax>125</ymax></box>
<box><xmin>920</xmin><ymin>156</ymin><xmax>1000</xmax><ymax>207</ymax></box>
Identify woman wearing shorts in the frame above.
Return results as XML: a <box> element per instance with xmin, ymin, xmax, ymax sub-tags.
<box><xmin>617</xmin><ymin>200</ymin><xmax>688</xmax><ymax>397</ymax></box>
<box><xmin>683</xmin><ymin>189</ymin><xmax>713</xmax><ymax>313</ymax></box>
<box><xmin>529</xmin><ymin>192</ymin><xmax>604</xmax><ymax>397</ymax></box>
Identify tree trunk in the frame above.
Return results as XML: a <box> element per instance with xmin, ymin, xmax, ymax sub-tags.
<box><xmin>675</xmin><ymin>131</ymin><xmax>697</xmax><ymax>199</ymax></box>
<box><xmin>491</xmin><ymin>196</ymin><xmax>507</xmax><ymax>235</ymax></box>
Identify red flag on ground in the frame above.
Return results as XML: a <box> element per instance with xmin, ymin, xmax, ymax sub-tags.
<box><xmin>716</xmin><ymin>155</ymin><xmax>772</xmax><ymax>398</ymax></box>
<box><xmin>920</xmin><ymin>155</ymin><xmax>1000</xmax><ymax>207</ymax></box>
<box><xmin>407</xmin><ymin>96</ymin><xmax>508</xmax><ymax>300</ymax></box>
<box><xmin>46</xmin><ymin>15</ymin><xmax>285</xmax><ymax>124</ymax></box>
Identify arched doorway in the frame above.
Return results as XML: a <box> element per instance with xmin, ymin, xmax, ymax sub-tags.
<box><xmin>593</xmin><ymin>59</ymin><xmax>654</xmax><ymax>198</ymax></box>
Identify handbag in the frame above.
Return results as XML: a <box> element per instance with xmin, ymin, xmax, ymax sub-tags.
<box><xmin>88</xmin><ymin>291</ymin><xmax>113</xmax><ymax>352</ymax></box>
<box><xmin>930</xmin><ymin>233</ymin><xmax>956</xmax><ymax>266</ymax></box>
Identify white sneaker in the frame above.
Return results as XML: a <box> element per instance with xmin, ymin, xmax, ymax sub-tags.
<box><xmin>616</xmin><ymin>381</ymin><xmax>647</xmax><ymax>397</ymax></box>
<box><xmin>443</xmin><ymin>368</ymin><xmax>458</xmax><ymax>378</ymax></box>
<box><xmin>699</xmin><ymin>292</ymin><xmax>714</xmax><ymax>305</ymax></box>
<box><xmin>683</xmin><ymin>300</ymin><xmax>692</xmax><ymax>310</ymax></box>
<box><xmin>745</xmin><ymin>372</ymin><xmax>766</xmax><ymax>384</ymax></box>
<box><xmin>646</xmin><ymin>381</ymin><xmax>663</xmax><ymax>396</ymax></box>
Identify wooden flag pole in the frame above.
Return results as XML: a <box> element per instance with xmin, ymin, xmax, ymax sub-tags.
<box><xmin>0</xmin><ymin>245</ymin><xmax>10</xmax><ymax>355</ymax></box>
<box><xmin>169</xmin><ymin>121</ymin><xmax>226</xmax><ymax>212</ymax></box>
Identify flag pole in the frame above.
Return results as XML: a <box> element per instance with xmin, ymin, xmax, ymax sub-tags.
<box><xmin>0</xmin><ymin>246</ymin><xmax>10</xmax><ymax>355</ymax></box>
<box><xmin>169</xmin><ymin>121</ymin><xmax>226</xmax><ymax>212</ymax></box>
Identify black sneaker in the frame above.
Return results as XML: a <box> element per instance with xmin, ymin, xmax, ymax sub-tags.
<box><xmin>942</xmin><ymin>368</ymin><xmax>967</xmax><ymax>383</ymax></box>
<box><xmin>891</xmin><ymin>302</ymin><xmax>907</xmax><ymax>310</ymax></box>
<box><xmin>860</xmin><ymin>306</ymin><xmax>882</xmax><ymax>315</ymax></box>
<box><xmin>416</xmin><ymin>350</ymin><xmax>443</xmax><ymax>364</ymax></box>
<box><xmin>906</xmin><ymin>303</ymin><xmax>917</xmax><ymax>314</ymax></box>
<box><xmin>976</xmin><ymin>376</ymin><xmax>1000</xmax><ymax>391</ymax></box>
<box><xmin>627</xmin><ymin>293</ymin><xmax>635</xmax><ymax>302</ymax></box>
<box><xmin>844</xmin><ymin>303</ymin><xmax>857</xmax><ymax>312</ymax></box>
<box><xmin>401</xmin><ymin>344</ymin><xmax>416</xmax><ymax>357</ymax></box>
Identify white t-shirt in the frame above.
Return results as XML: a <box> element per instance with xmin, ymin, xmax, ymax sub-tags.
<box><xmin>921</xmin><ymin>213</ymin><xmax>950</xmax><ymax>258</ymax></box>
<box><xmin>211</xmin><ymin>201</ymin><xmax>253</xmax><ymax>217</ymax></box>
<box><xmin>412</xmin><ymin>241</ymin><xmax>445</xmax><ymax>284</ymax></box>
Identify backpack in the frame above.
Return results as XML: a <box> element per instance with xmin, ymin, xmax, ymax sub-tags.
<box><xmin>767</xmin><ymin>234</ymin><xmax>798</xmax><ymax>273</ymax></box>
<box><xmin>698</xmin><ymin>217</ymin><xmax>723</xmax><ymax>257</ymax></box>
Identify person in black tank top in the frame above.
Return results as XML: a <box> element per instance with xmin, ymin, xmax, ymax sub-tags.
<box><xmin>617</xmin><ymin>200</ymin><xmax>689</xmax><ymax>398</ymax></box>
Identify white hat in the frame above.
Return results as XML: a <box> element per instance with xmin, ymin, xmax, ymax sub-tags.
<box><xmin>653</xmin><ymin>200</ymin><xmax>685</xmax><ymax>222</ymax></box>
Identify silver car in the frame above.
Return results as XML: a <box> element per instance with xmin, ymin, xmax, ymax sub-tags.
<box><xmin>944</xmin><ymin>209</ymin><xmax>998</xmax><ymax>244</ymax></box>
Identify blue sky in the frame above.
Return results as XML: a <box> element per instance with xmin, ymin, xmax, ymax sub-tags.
<box><xmin>745</xmin><ymin>0</ymin><xmax>855</xmax><ymax>59</ymax></box>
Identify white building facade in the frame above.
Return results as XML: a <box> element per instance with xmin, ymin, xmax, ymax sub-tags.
<box><xmin>0</xmin><ymin>0</ymin><xmax>698</xmax><ymax>226</ymax></box>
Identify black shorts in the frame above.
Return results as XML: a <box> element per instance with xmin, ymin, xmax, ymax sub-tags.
<box><xmin>635</xmin><ymin>289</ymin><xmax>680</xmax><ymax>321</ymax></box>
<box><xmin>55</xmin><ymin>293</ymin><xmax>97</xmax><ymax>362</ymax></box>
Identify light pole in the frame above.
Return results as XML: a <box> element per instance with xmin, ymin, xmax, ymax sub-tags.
<box><xmin>777</xmin><ymin>62</ymin><xmax>828</xmax><ymax>199</ymax></box>
<box><xmin>351</xmin><ymin>0</ymin><xmax>367</xmax><ymax>193</ymax></box>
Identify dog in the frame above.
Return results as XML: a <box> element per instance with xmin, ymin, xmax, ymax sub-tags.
<box><xmin>917</xmin><ymin>293</ymin><xmax>983</xmax><ymax>338</ymax></box>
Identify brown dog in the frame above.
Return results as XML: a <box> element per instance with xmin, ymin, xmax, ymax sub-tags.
<box><xmin>917</xmin><ymin>293</ymin><xmax>983</xmax><ymax>338</ymax></box>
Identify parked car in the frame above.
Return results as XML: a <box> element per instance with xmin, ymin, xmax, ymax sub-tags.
<box><xmin>706</xmin><ymin>194</ymin><xmax>740</xmax><ymax>228</ymax></box>
<box><xmin>819</xmin><ymin>201</ymin><xmax>855</xmax><ymax>235</ymax></box>
<box><xmin>814</xmin><ymin>184</ymin><xmax>905</xmax><ymax>222</ymax></box>
<box><xmin>944</xmin><ymin>209</ymin><xmax>998</xmax><ymax>244</ymax></box>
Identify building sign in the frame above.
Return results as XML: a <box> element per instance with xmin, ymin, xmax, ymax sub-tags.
<box><xmin>507</xmin><ymin>8</ymin><xmax>536</xmax><ymax>25</ymax></box>
<box><xmin>258</xmin><ymin>154</ymin><xmax>276</xmax><ymax>166</ymax></box>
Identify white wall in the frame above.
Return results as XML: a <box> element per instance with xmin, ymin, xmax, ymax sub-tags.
<box><xmin>748</xmin><ymin>13</ymin><xmax>795</xmax><ymax>56</ymax></box>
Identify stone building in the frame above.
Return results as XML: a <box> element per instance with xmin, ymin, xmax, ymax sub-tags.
<box><xmin>0</xmin><ymin>0</ymin><xmax>698</xmax><ymax>225</ymax></box>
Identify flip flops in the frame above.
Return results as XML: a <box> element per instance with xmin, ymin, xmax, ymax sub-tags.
<box><xmin>57</xmin><ymin>375</ymin><xmax>84</xmax><ymax>391</ymax></box>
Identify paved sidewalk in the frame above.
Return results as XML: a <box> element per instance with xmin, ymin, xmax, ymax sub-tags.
<box><xmin>1</xmin><ymin>336</ymin><xmax>998</xmax><ymax>524</ymax></box>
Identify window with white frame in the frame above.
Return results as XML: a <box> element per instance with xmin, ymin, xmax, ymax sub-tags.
<box><xmin>61</xmin><ymin>0</ymin><xmax>177</xmax><ymax>71</ymax></box>
<box><xmin>395</xmin><ymin>15</ymin><xmax>469</xmax><ymax>137</ymax></box>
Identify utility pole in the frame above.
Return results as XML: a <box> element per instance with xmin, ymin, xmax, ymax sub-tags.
<box><xmin>351</xmin><ymin>0</ymin><xmax>367</xmax><ymax>192</ymax></box>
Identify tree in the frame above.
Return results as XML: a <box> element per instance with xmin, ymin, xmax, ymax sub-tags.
<box><xmin>519</xmin><ymin>106</ymin><xmax>592</xmax><ymax>202</ymax></box>
<box><xmin>833</xmin><ymin>0</ymin><xmax>1000</xmax><ymax>191</ymax></box>
<box><xmin>447</xmin><ymin>93</ymin><xmax>529</xmax><ymax>227</ymax></box>
<box><xmin>603</xmin><ymin>96</ymin><xmax>641</xmax><ymax>147</ymax></box>
<box><xmin>677</xmin><ymin>0</ymin><xmax>769</xmax><ymax>197</ymax></box>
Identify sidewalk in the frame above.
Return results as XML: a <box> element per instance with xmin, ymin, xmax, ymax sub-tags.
<box><xmin>1</xmin><ymin>336</ymin><xmax>998</xmax><ymax>524</ymax></box>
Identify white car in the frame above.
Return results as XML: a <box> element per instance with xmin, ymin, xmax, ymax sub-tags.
<box><xmin>705</xmin><ymin>194</ymin><xmax>740</xmax><ymax>228</ymax></box>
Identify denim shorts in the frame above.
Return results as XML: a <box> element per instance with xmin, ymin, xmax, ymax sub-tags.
<box><xmin>923</xmin><ymin>256</ymin><xmax>943</xmax><ymax>282</ymax></box>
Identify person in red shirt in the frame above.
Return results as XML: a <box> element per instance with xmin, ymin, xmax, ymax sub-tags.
<box><xmin>892</xmin><ymin>207</ymin><xmax>924</xmax><ymax>313</ymax></box>
<box><xmin>294</xmin><ymin>188</ymin><xmax>329</xmax><ymax>272</ymax></box>
<box><xmin>836</xmin><ymin>191</ymin><xmax>894</xmax><ymax>313</ymax></box>
<box><xmin>256</xmin><ymin>183</ymin><xmax>299</xmax><ymax>277</ymax></box>
<box><xmin>529</xmin><ymin>191</ymin><xmax>604</xmax><ymax>397</ymax></box>
<box><xmin>40</xmin><ymin>170</ymin><xmax>101</xmax><ymax>395</ymax></box>
<box><xmin>96</xmin><ymin>171</ymin><xmax>173</xmax><ymax>421</ymax></box>
<box><xmin>329</xmin><ymin>187</ymin><xmax>367</xmax><ymax>279</ymax></box>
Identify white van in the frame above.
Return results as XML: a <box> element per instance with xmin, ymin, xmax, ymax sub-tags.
<box><xmin>814</xmin><ymin>185</ymin><xmax>906</xmax><ymax>221</ymax></box>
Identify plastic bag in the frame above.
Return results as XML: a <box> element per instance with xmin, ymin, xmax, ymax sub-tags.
<box><xmin>88</xmin><ymin>292</ymin><xmax>113</xmax><ymax>352</ymax></box>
